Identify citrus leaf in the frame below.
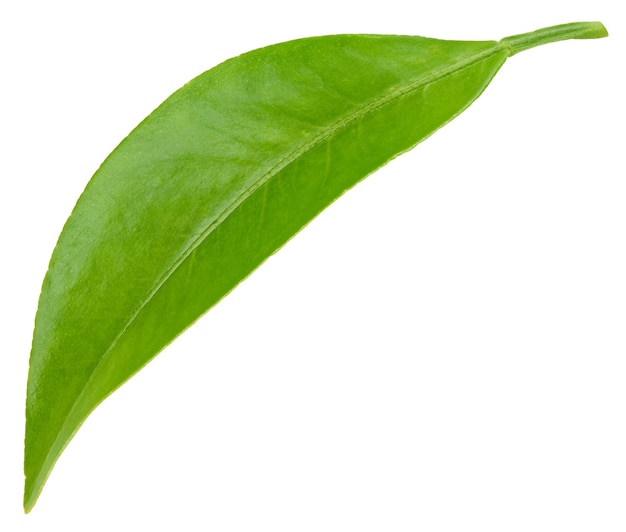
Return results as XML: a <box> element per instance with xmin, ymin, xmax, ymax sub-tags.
<box><xmin>24</xmin><ymin>21</ymin><xmax>608</xmax><ymax>512</ymax></box>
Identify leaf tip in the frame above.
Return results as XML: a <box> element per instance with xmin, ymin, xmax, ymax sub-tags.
<box><xmin>23</xmin><ymin>487</ymin><xmax>37</xmax><ymax>514</ymax></box>
<box><xmin>23</xmin><ymin>458</ymin><xmax>51</xmax><ymax>514</ymax></box>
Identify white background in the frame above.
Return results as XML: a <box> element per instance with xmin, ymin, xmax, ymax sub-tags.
<box><xmin>1</xmin><ymin>1</ymin><xmax>624</xmax><ymax>530</ymax></box>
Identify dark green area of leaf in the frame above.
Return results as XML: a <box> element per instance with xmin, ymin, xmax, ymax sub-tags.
<box><xmin>24</xmin><ymin>22</ymin><xmax>607</xmax><ymax>512</ymax></box>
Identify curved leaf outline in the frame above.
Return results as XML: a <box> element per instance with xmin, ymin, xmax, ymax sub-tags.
<box><xmin>24</xmin><ymin>22</ymin><xmax>608</xmax><ymax>512</ymax></box>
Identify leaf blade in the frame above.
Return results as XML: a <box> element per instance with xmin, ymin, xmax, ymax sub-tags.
<box><xmin>25</xmin><ymin>23</ymin><xmax>607</xmax><ymax>511</ymax></box>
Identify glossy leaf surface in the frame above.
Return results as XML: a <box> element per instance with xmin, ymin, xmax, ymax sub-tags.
<box><xmin>25</xmin><ymin>22</ymin><xmax>608</xmax><ymax>512</ymax></box>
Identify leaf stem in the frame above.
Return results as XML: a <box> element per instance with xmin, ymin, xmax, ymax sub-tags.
<box><xmin>501</xmin><ymin>22</ymin><xmax>608</xmax><ymax>56</ymax></box>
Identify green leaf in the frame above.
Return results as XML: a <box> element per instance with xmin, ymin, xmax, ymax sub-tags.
<box><xmin>24</xmin><ymin>21</ymin><xmax>608</xmax><ymax>512</ymax></box>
